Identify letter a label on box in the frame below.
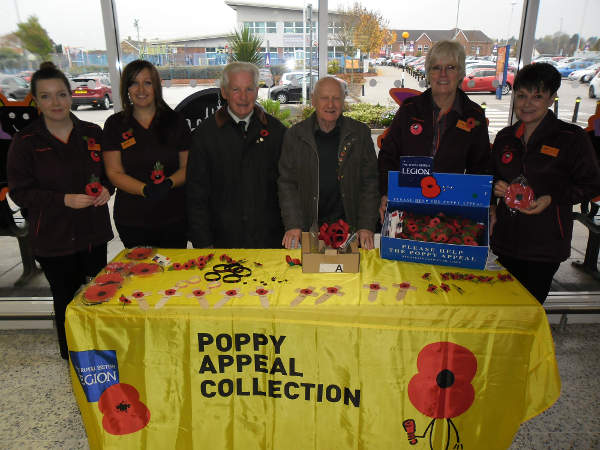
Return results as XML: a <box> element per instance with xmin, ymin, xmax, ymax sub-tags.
<box><xmin>319</xmin><ymin>263</ymin><xmax>344</xmax><ymax>273</ymax></box>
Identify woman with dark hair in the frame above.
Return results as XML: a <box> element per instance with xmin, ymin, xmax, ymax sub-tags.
<box><xmin>378</xmin><ymin>40</ymin><xmax>491</xmax><ymax>222</ymax></box>
<box><xmin>7</xmin><ymin>62</ymin><xmax>113</xmax><ymax>359</ymax></box>
<box><xmin>491</xmin><ymin>63</ymin><xmax>600</xmax><ymax>303</ymax></box>
<box><xmin>103</xmin><ymin>59</ymin><xmax>190</xmax><ymax>248</ymax></box>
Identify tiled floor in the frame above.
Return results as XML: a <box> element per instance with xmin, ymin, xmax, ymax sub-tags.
<box><xmin>0</xmin><ymin>324</ymin><xmax>598</xmax><ymax>449</ymax></box>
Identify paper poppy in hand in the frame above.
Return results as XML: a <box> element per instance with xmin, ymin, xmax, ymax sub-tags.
<box><xmin>85</xmin><ymin>174</ymin><xmax>102</xmax><ymax>197</ymax></box>
<box><xmin>98</xmin><ymin>383</ymin><xmax>150</xmax><ymax>435</ymax></box>
<box><xmin>129</xmin><ymin>263</ymin><xmax>161</xmax><ymax>276</ymax></box>
<box><xmin>408</xmin><ymin>342</ymin><xmax>477</xmax><ymax>419</ymax></box>
<box><xmin>505</xmin><ymin>181</ymin><xmax>534</xmax><ymax>210</ymax></box>
<box><xmin>126</xmin><ymin>247</ymin><xmax>154</xmax><ymax>260</ymax></box>
<box><xmin>151</xmin><ymin>161</ymin><xmax>165</xmax><ymax>184</ymax></box>
<box><xmin>84</xmin><ymin>284</ymin><xmax>119</xmax><ymax>303</ymax></box>
<box><xmin>420</xmin><ymin>176</ymin><xmax>441</xmax><ymax>198</ymax></box>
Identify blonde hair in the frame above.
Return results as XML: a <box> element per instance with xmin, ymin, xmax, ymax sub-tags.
<box><xmin>425</xmin><ymin>40</ymin><xmax>466</xmax><ymax>83</ymax></box>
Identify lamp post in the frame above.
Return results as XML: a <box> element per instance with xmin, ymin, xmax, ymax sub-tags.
<box><xmin>402</xmin><ymin>31</ymin><xmax>409</xmax><ymax>88</ymax></box>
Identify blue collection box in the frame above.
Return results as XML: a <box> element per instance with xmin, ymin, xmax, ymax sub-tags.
<box><xmin>380</xmin><ymin>169</ymin><xmax>493</xmax><ymax>269</ymax></box>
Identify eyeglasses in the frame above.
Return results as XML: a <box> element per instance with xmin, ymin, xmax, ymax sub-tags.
<box><xmin>429</xmin><ymin>64</ymin><xmax>457</xmax><ymax>73</ymax></box>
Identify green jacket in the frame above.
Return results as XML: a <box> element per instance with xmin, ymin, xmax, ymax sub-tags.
<box><xmin>278</xmin><ymin>114</ymin><xmax>379</xmax><ymax>232</ymax></box>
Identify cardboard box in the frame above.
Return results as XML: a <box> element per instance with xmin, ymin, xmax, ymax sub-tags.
<box><xmin>380</xmin><ymin>170</ymin><xmax>493</xmax><ymax>269</ymax></box>
<box><xmin>301</xmin><ymin>232</ymin><xmax>360</xmax><ymax>273</ymax></box>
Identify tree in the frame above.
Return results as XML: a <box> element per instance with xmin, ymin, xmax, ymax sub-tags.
<box><xmin>227</xmin><ymin>26</ymin><xmax>263</xmax><ymax>66</ymax></box>
<box><xmin>334</xmin><ymin>5</ymin><xmax>358</xmax><ymax>72</ymax></box>
<box><xmin>351</xmin><ymin>3</ymin><xmax>390</xmax><ymax>58</ymax></box>
<box><xmin>14</xmin><ymin>16</ymin><xmax>54</xmax><ymax>61</ymax></box>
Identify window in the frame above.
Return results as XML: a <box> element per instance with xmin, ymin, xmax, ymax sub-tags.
<box><xmin>328</xmin><ymin>22</ymin><xmax>340</xmax><ymax>34</ymax></box>
<box><xmin>284</xmin><ymin>21</ymin><xmax>304</xmax><ymax>33</ymax></box>
<box><xmin>266</xmin><ymin>22</ymin><xmax>276</xmax><ymax>33</ymax></box>
<box><xmin>244</xmin><ymin>21</ymin><xmax>266</xmax><ymax>34</ymax></box>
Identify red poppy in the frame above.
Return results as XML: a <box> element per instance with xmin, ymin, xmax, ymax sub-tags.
<box><xmin>95</xmin><ymin>272</ymin><xmax>124</xmax><ymax>285</ymax></box>
<box><xmin>440</xmin><ymin>283</ymin><xmax>450</xmax><ymax>292</ymax></box>
<box><xmin>119</xmin><ymin>295</ymin><xmax>132</xmax><ymax>304</ymax></box>
<box><xmin>286</xmin><ymin>255</ymin><xmax>293</xmax><ymax>265</ymax></box>
<box><xmin>448</xmin><ymin>237</ymin><xmax>462</xmax><ymax>245</ymax></box>
<box><xmin>407</xmin><ymin>223</ymin><xmax>419</xmax><ymax>233</ymax></box>
<box><xmin>188</xmin><ymin>259</ymin><xmax>198</xmax><ymax>266</ymax></box>
<box><xmin>463</xmin><ymin>236</ymin><xmax>477</xmax><ymax>246</ymax></box>
<box><xmin>441</xmin><ymin>273</ymin><xmax>450</xmax><ymax>280</ymax></box>
<box><xmin>497</xmin><ymin>273</ymin><xmax>513</xmax><ymax>282</ymax></box>
<box><xmin>84</xmin><ymin>284</ymin><xmax>119</xmax><ymax>303</ymax></box>
<box><xmin>420</xmin><ymin>176</ymin><xmax>441</xmax><ymax>198</ymax></box>
<box><xmin>132</xmin><ymin>291</ymin><xmax>145</xmax><ymax>298</ymax></box>
<box><xmin>466</xmin><ymin>117</ymin><xmax>477</xmax><ymax>129</ymax></box>
<box><xmin>300</xmin><ymin>288</ymin><xmax>313</xmax><ymax>295</ymax></box>
<box><xmin>151</xmin><ymin>161</ymin><xmax>165</xmax><ymax>184</ymax></box>
<box><xmin>505</xmin><ymin>183</ymin><xmax>534</xmax><ymax>210</ymax></box>
<box><xmin>172</xmin><ymin>263</ymin><xmax>183</xmax><ymax>271</ymax></box>
<box><xmin>408</xmin><ymin>342</ymin><xmax>477</xmax><ymax>419</ymax></box>
<box><xmin>86</xmin><ymin>137</ymin><xmax>98</xmax><ymax>149</ymax></box>
<box><xmin>197</xmin><ymin>261</ymin><xmax>206</xmax><ymax>269</ymax></box>
<box><xmin>292</xmin><ymin>258</ymin><xmax>301</xmax><ymax>266</ymax></box>
<box><xmin>429</xmin><ymin>217</ymin><xmax>440</xmax><ymax>227</ymax></box>
<box><xmin>164</xmin><ymin>289</ymin><xmax>177</xmax><ymax>296</ymax></box>
<box><xmin>225</xmin><ymin>290</ymin><xmax>238</xmax><ymax>296</ymax></box>
<box><xmin>85</xmin><ymin>174</ymin><xmax>102</xmax><ymax>197</ymax></box>
<box><xmin>260</xmin><ymin>129</ymin><xmax>269</xmax><ymax>137</ymax></box>
<box><xmin>193</xmin><ymin>289</ymin><xmax>207</xmax><ymax>296</ymax></box>
<box><xmin>399</xmin><ymin>282</ymin><xmax>411</xmax><ymax>288</ymax></box>
<box><xmin>183</xmin><ymin>262</ymin><xmax>191</xmax><ymax>270</ymax></box>
<box><xmin>90</xmin><ymin>151</ymin><xmax>101</xmax><ymax>162</ymax></box>
<box><xmin>369</xmin><ymin>283</ymin><xmax>381</xmax><ymax>290</ymax></box>
<box><xmin>501</xmin><ymin>151</ymin><xmax>513</xmax><ymax>164</ymax></box>
<box><xmin>326</xmin><ymin>287</ymin><xmax>339</xmax><ymax>294</ymax></box>
<box><xmin>126</xmin><ymin>247</ymin><xmax>153</xmax><ymax>260</ymax></box>
<box><xmin>129</xmin><ymin>263</ymin><xmax>160</xmax><ymax>276</ymax></box>
<box><xmin>422</xmin><ymin>273</ymin><xmax>431</xmax><ymax>280</ymax></box>
<box><xmin>121</xmin><ymin>129</ymin><xmax>133</xmax><ymax>140</ymax></box>
<box><xmin>409</xmin><ymin>122</ymin><xmax>423</xmax><ymax>135</ymax></box>
<box><xmin>427</xmin><ymin>284</ymin><xmax>438</xmax><ymax>293</ymax></box>
<box><xmin>256</xmin><ymin>288</ymin><xmax>268</xmax><ymax>295</ymax></box>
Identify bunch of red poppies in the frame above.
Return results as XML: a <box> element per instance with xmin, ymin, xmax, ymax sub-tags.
<box><xmin>396</xmin><ymin>211</ymin><xmax>484</xmax><ymax>246</ymax></box>
<box><xmin>318</xmin><ymin>219</ymin><xmax>350</xmax><ymax>249</ymax></box>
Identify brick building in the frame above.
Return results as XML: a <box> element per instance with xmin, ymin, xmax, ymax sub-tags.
<box><xmin>392</xmin><ymin>29</ymin><xmax>494</xmax><ymax>57</ymax></box>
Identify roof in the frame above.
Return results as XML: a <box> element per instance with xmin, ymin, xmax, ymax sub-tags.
<box><xmin>392</xmin><ymin>29</ymin><xmax>493</xmax><ymax>44</ymax></box>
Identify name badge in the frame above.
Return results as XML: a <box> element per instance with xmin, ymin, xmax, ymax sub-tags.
<box><xmin>121</xmin><ymin>137</ymin><xmax>136</xmax><ymax>149</ymax></box>
<box><xmin>456</xmin><ymin>120</ymin><xmax>471</xmax><ymax>132</ymax></box>
<box><xmin>540</xmin><ymin>145</ymin><xmax>559</xmax><ymax>157</ymax></box>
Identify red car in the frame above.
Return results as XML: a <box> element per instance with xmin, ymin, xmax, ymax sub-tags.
<box><xmin>461</xmin><ymin>68</ymin><xmax>515</xmax><ymax>95</ymax></box>
<box><xmin>71</xmin><ymin>75</ymin><xmax>113</xmax><ymax>110</ymax></box>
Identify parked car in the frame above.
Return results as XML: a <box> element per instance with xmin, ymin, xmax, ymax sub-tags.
<box><xmin>279</xmin><ymin>71</ymin><xmax>318</xmax><ymax>86</ymax></box>
<box><xmin>0</xmin><ymin>74</ymin><xmax>30</xmax><ymax>101</ymax></box>
<box><xmin>589</xmin><ymin>71</ymin><xmax>600</xmax><ymax>98</ymax></box>
<box><xmin>70</xmin><ymin>75</ymin><xmax>112</xmax><ymax>110</ymax></box>
<box><xmin>568</xmin><ymin>63</ymin><xmax>600</xmax><ymax>83</ymax></box>
<box><xmin>556</xmin><ymin>60</ymin><xmax>596</xmax><ymax>77</ymax></box>
<box><xmin>270</xmin><ymin>74</ymin><xmax>348</xmax><ymax>103</ymax></box>
<box><xmin>17</xmin><ymin>70</ymin><xmax>34</xmax><ymax>82</ymax></box>
<box><xmin>258</xmin><ymin>68</ymin><xmax>273</xmax><ymax>87</ymax></box>
<box><xmin>461</xmin><ymin>68</ymin><xmax>515</xmax><ymax>95</ymax></box>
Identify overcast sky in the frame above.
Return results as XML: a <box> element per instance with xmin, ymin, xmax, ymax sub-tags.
<box><xmin>1</xmin><ymin>0</ymin><xmax>598</xmax><ymax>50</ymax></box>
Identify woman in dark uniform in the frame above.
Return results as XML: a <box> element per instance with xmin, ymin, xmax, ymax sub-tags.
<box><xmin>103</xmin><ymin>60</ymin><xmax>190</xmax><ymax>248</ymax></box>
<box><xmin>491</xmin><ymin>63</ymin><xmax>600</xmax><ymax>303</ymax></box>
<box><xmin>7</xmin><ymin>62</ymin><xmax>113</xmax><ymax>359</ymax></box>
<box><xmin>377</xmin><ymin>40</ymin><xmax>491</xmax><ymax>222</ymax></box>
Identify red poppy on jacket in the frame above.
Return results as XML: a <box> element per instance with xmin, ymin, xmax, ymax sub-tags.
<box><xmin>410</xmin><ymin>122</ymin><xmax>423</xmax><ymax>135</ymax></box>
<box><xmin>130</xmin><ymin>263</ymin><xmax>160</xmax><ymax>276</ymax></box>
<box><xmin>126</xmin><ymin>247</ymin><xmax>153</xmax><ymax>260</ymax></box>
<box><xmin>408</xmin><ymin>342</ymin><xmax>477</xmax><ymax>419</ymax></box>
<box><xmin>122</xmin><ymin>129</ymin><xmax>133</xmax><ymax>140</ymax></box>
<box><xmin>326</xmin><ymin>287</ymin><xmax>339</xmax><ymax>294</ymax></box>
<box><xmin>501</xmin><ymin>151</ymin><xmax>513</xmax><ymax>164</ymax></box>
<box><xmin>90</xmin><ymin>151</ymin><xmax>101</xmax><ymax>162</ymax></box>
<box><xmin>260</xmin><ymin>129</ymin><xmax>269</xmax><ymax>137</ymax></box>
<box><xmin>84</xmin><ymin>284</ymin><xmax>119</xmax><ymax>303</ymax></box>
<box><xmin>466</xmin><ymin>117</ymin><xmax>478</xmax><ymax>129</ymax></box>
<box><xmin>95</xmin><ymin>272</ymin><xmax>124</xmax><ymax>285</ymax></box>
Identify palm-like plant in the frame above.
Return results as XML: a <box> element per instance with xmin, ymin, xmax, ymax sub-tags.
<box><xmin>228</xmin><ymin>26</ymin><xmax>263</xmax><ymax>66</ymax></box>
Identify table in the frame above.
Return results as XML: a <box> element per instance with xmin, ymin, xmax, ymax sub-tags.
<box><xmin>66</xmin><ymin>248</ymin><xmax>560</xmax><ymax>450</ymax></box>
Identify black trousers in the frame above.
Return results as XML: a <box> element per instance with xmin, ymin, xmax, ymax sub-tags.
<box><xmin>496</xmin><ymin>254</ymin><xmax>560</xmax><ymax>305</ymax></box>
<box><xmin>116</xmin><ymin>220</ymin><xmax>188</xmax><ymax>249</ymax></box>
<box><xmin>36</xmin><ymin>244</ymin><xmax>107</xmax><ymax>359</ymax></box>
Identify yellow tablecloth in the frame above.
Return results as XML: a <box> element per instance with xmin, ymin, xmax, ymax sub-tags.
<box><xmin>66</xmin><ymin>248</ymin><xmax>560</xmax><ymax>450</ymax></box>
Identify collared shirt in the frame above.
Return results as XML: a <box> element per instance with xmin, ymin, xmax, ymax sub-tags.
<box><xmin>228</xmin><ymin>107</ymin><xmax>254</xmax><ymax>131</ymax></box>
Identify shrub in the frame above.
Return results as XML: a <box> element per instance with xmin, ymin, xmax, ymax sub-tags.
<box><xmin>259</xmin><ymin>99</ymin><xmax>292</xmax><ymax>127</ymax></box>
<box><xmin>343</xmin><ymin>103</ymin><xmax>397</xmax><ymax>128</ymax></box>
<box><xmin>328</xmin><ymin>60</ymin><xmax>340</xmax><ymax>74</ymax></box>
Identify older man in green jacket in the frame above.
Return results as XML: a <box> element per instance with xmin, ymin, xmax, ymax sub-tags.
<box><xmin>278</xmin><ymin>76</ymin><xmax>379</xmax><ymax>249</ymax></box>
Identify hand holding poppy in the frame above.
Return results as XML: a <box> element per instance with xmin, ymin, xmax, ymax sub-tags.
<box><xmin>519</xmin><ymin>194</ymin><xmax>552</xmax><ymax>215</ymax></box>
<box><xmin>493</xmin><ymin>180</ymin><xmax>508</xmax><ymax>198</ymax></box>
<box><xmin>64</xmin><ymin>193</ymin><xmax>95</xmax><ymax>209</ymax></box>
<box><xmin>92</xmin><ymin>186</ymin><xmax>111</xmax><ymax>207</ymax></box>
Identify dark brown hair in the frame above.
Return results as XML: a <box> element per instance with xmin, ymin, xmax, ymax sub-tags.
<box><xmin>120</xmin><ymin>60</ymin><xmax>169</xmax><ymax>117</ymax></box>
<box><xmin>30</xmin><ymin>61</ymin><xmax>71</xmax><ymax>97</ymax></box>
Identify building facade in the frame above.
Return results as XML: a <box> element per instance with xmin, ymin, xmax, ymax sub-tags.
<box><xmin>392</xmin><ymin>29</ymin><xmax>494</xmax><ymax>57</ymax></box>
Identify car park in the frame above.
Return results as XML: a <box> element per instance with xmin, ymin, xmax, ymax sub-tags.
<box><xmin>0</xmin><ymin>74</ymin><xmax>30</xmax><ymax>101</ymax></box>
<box><xmin>70</xmin><ymin>75</ymin><xmax>112</xmax><ymax>110</ymax></box>
<box><xmin>556</xmin><ymin>60</ymin><xmax>597</xmax><ymax>77</ymax></box>
<box><xmin>270</xmin><ymin>74</ymin><xmax>348</xmax><ymax>103</ymax></box>
<box><xmin>461</xmin><ymin>67</ymin><xmax>515</xmax><ymax>95</ymax></box>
